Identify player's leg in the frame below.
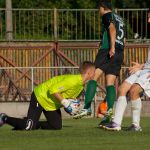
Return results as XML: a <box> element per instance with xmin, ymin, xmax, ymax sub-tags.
<box><xmin>25</xmin><ymin>92</ymin><xmax>43</xmax><ymax>130</ymax></box>
<box><xmin>0</xmin><ymin>92</ymin><xmax>43</xmax><ymax>130</ymax></box>
<box><xmin>127</xmin><ymin>84</ymin><xmax>143</xmax><ymax>131</ymax></box>
<box><xmin>98</xmin><ymin>74</ymin><xmax>117</xmax><ymax>127</ymax></box>
<box><xmin>73</xmin><ymin>68</ymin><xmax>103</xmax><ymax>119</ymax></box>
<box><xmin>73</xmin><ymin>50</ymin><xmax>107</xmax><ymax>119</ymax></box>
<box><xmin>105</xmin><ymin>81</ymin><xmax>132</xmax><ymax>130</ymax></box>
<box><xmin>105</xmin><ymin>74</ymin><xmax>117</xmax><ymax>111</ymax></box>
<box><xmin>98</xmin><ymin>51</ymin><xmax>124</xmax><ymax>127</ymax></box>
<box><xmin>84</xmin><ymin>68</ymin><xmax>103</xmax><ymax>109</ymax></box>
<box><xmin>39</xmin><ymin>109</ymin><xmax>62</xmax><ymax>130</ymax></box>
<box><xmin>82</xmin><ymin>50</ymin><xmax>107</xmax><ymax>111</ymax></box>
<box><xmin>127</xmin><ymin>71</ymin><xmax>150</xmax><ymax>131</ymax></box>
<box><xmin>105</xmin><ymin>70</ymin><xmax>142</xmax><ymax>130</ymax></box>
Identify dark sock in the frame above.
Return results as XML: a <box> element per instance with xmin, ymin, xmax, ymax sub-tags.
<box><xmin>106</xmin><ymin>85</ymin><xmax>116</xmax><ymax>111</ymax></box>
<box><xmin>84</xmin><ymin>80</ymin><xmax>97</xmax><ymax>109</ymax></box>
<box><xmin>6</xmin><ymin>116</ymin><xmax>27</xmax><ymax>130</ymax></box>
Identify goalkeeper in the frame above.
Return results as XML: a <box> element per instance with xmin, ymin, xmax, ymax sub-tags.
<box><xmin>0</xmin><ymin>61</ymin><xmax>95</xmax><ymax>130</ymax></box>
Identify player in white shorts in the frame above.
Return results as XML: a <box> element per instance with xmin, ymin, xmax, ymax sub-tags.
<box><xmin>105</xmin><ymin>52</ymin><xmax>150</xmax><ymax>131</ymax></box>
<box><xmin>105</xmin><ymin>9</ymin><xmax>150</xmax><ymax>132</ymax></box>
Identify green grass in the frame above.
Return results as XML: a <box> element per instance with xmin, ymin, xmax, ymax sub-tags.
<box><xmin>1</xmin><ymin>118</ymin><xmax>150</xmax><ymax>150</ymax></box>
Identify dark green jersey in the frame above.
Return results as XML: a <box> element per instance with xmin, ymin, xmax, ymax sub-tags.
<box><xmin>100</xmin><ymin>12</ymin><xmax>125</xmax><ymax>51</ymax></box>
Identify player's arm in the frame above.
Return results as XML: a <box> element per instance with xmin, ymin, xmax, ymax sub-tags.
<box><xmin>129</xmin><ymin>62</ymin><xmax>144</xmax><ymax>74</ymax></box>
<box><xmin>52</xmin><ymin>92</ymin><xmax>72</xmax><ymax>111</ymax></box>
<box><xmin>49</xmin><ymin>79</ymin><xmax>76</xmax><ymax>109</ymax></box>
<box><xmin>109</xmin><ymin>22</ymin><xmax>116</xmax><ymax>58</ymax></box>
<box><xmin>52</xmin><ymin>92</ymin><xmax>63</xmax><ymax>102</ymax></box>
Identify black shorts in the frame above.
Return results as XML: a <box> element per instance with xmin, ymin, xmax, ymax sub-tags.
<box><xmin>94</xmin><ymin>49</ymin><xmax>124</xmax><ymax>76</ymax></box>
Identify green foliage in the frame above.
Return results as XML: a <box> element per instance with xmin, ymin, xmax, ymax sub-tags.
<box><xmin>0</xmin><ymin>0</ymin><xmax>149</xmax><ymax>40</ymax></box>
<box><xmin>0</xmin><ymin>0</ymin><xmax>149</xmax><ymax>9</ymax></box>
<box><xmin>10</xmin><ymin>0</ymin><xmax>98</xmax><ymax>9</ymax></box>
<box><xmin>113</xmin><ymin>0</ymin><xmax>150</xmax><ymax>9</ymax></box>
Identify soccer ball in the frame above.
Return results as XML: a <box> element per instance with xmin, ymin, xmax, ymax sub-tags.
<box><xmin>70</xmin><ymin>99</ymin><xmax>81</xmax><ymax>115</ymax></box>
<box><xmin>64</xmin><ymin>99</ymin><xmax>81</xmax><ymax>116</ymax></box>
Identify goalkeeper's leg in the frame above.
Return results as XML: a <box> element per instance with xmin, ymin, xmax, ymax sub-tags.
<box><xmin>39</xmin><ymin>109</ymin><xmax>62</xmax><ymax>130</ymax></box>
<box><xmin>0</xmin><ymin>92</ymin><xmax>43</xmax><ymax>130</ymax></box>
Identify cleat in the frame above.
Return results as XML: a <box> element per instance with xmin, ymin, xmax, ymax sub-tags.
<box><xmin>98</xmin><ymin>116</ymin><xmax>110</xmax><ymax>128</ymax></box>
<box><xmin>0</xmin><ymin>113</ymin><xmax>7</xmax><ymax>127</ymax></box>
<box><xmin>87</xmin><ymin>107</ymin><xmax>92</xmax><ymax>116</ymax></box>
<box><xmin>73</xmin><ymin>109</ymin><xmax>88</xmax><ymax>119</ymax></box>
<box><xmin>105</xmin><ymin>121</ymin><xmax>121</xmax><ymax>131</ymax></box>
<box><xmin>126</xmin><ymin>124</ymin><xmax>142</xmax><ymax>132</ymax></box>
<box><xmin>98</xmin><ymin>109</ymin><xmax>113</xmax><ymax>128</ymax></box>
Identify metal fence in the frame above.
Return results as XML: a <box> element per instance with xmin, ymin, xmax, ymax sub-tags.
<box><xmin>116</xmin><ymin>8</ymin><xmax>150</xmax><ymax>41</ymax></box>
<box><xmin>0</xmin><ymin>43</ymin><xmax>149</xmax><ymax>102</ymax></box>
<box><xmin>0</xmin><ymin>8</ymin><xmax>150</xmax><ymax>41</ymax></box>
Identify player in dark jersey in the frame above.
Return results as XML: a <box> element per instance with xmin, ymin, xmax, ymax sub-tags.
<box><xmin>74</xmin><ymin>0</ymin><xmax>126</xmax><ymax>127</ymax></box>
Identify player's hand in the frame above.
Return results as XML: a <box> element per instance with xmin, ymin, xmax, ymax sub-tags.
<box><xmin>61</xmin><ymin>99</ymin><xmax>73</xmax><ymax>115</ymax></box>
<box><xmin>64</xmin><ymin>105</ymin><xmax>73</xmax><ymax>115</ymax></box>
<box><xmin>129</xmin><ymin>62</ymin><xmax>143</xmax><ymax>74</ymax></box>
<box><xmin>109</xmin><ymin>48</ymin><xmax>115</xmax><ymax>58</ymax></box>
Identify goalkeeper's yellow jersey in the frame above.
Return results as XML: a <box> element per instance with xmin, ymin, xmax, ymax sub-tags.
<box><xmin>34</xmin><ymin>74</ymin><xmax>83</xmax><ymax>111</ymax></box>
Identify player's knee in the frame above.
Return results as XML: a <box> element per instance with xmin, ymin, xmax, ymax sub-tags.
<box><xmin>129</xmin><ymin>85</ymin><xmax>140</xmax><ymax>99</ymax></box>
<box><xmin>118</xmin><ymin>85</ymin><xmax>126</xmax><ymax>96</ymax></box>
<box><xmin>118</xmin><ymin>82</ymin><xmax>131</xmax><ymax>96</ymax></box>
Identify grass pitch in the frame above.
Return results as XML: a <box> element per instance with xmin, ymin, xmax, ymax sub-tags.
<box><xmin>0</xmin><ymin>118</ymin><xmax>150</xmax><ymax>150</ymax></box>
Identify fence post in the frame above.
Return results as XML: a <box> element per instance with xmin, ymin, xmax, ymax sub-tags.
<box><xmin>31</xmin><ymin>67</ymin><xmax>34</xmax><ymax>92</ymax></box>
<box><xmin>5</xmin><ymin>0</ymin><xmax>13</xmax><ymax>41</ymax></box>
<box><xmin>114</xmin><ymin>8</ymin><xmax>118</xmax><ymax>13</ymax></box>
<box><xmin>54</xmin><ymin>8</ymin><xmax>58</xmax><ymax>42</ymax></box>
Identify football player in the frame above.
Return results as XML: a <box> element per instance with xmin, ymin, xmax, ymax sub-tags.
<box><xmin>0</xmin><ymin>61</ymin><xmax>95</xmax><ymax>130</ymax></box>
<box><xmin>106</xmin><ymin>9</ymin><xmax>150</xmax><ymax>131</ymax></box>
<box><xmin>74</xmin><ymin>0</ymin><xmax>126</xmax><ymax>129</ymax></box>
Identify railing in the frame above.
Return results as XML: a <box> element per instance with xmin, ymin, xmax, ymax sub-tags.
<box><xmin>116</xmin><ymin>8</ymin><xmax>150</xmax><ymax>41</ymax></box>
<box><xmin>0</xmin><ymin>8</ymin><xmax>150</xmax><ymax>41</ymax></box>
<box><xmin>0</xmin><ymin>42</ymin><xmax>149</xmax><ymax>101</ymax></box>
<box><xmin>0</xmin><ymin>66</ymin><xmax>107</xmax><ymax>102</ymax></box>
<box><xmin>0</xmin><ymin>66</ymin><xmax>78</xmax><ymax>91</ymax></box>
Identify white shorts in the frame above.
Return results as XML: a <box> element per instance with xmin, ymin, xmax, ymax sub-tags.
<box><xmin>125</xmin><ymin>70</ymin><xmax>150</xmax><ymax>97</ymax></box>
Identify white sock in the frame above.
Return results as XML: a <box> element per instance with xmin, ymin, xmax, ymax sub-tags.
<box><xmin>113</xmin><ymin>96</ymin><xmax>127</xmax><ymax>126</ymax></box>
<box><xmin>131</xmin><ymin>98</ymin><xmax>142</xmax><ymax>127</ymax></box>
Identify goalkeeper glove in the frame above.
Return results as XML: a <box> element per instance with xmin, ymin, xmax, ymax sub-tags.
<box><xmin>61</xmin><ymin>99</ymin><xmax>72</xmax><ymax>114</ymax></box>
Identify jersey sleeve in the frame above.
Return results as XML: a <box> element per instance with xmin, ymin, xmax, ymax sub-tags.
<box><xmin>102</xmin><ymin>12</ymin><xmax>115</xmax><ymax>29</ymax></box>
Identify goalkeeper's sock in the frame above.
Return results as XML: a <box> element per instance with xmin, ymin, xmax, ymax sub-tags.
<box><xmin>131</xmin><ymin>98</ymin><xmax>142</xmax><ymax>127</ymax></box>
<box><xmin>106</xmin><ymin>85</ymin><xmax>116</xmax><ymax>111</ymax></box>
<box><xmin>84</xmin><ymin>80</ymin><xmax>97</xmax><ymax>109</ymax></box>
<box><xmin>6</xmin><ymin>116</ymin><xmax>27</xmax><ymax>130</ymax></box>
<box><xmin>113</xmin><ymin>96</ymin><xmax>127</xmax><ymax>126</ymax></box>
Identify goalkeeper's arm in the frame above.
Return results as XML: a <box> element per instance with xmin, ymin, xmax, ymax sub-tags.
<box><xmin>52</xmin><ymin>93</ymin><xmax>69</xmax><ymax>108</ymax></box>
<box><xmin>52</xmin><ymin>93</ymin><xmax>73</xmax><ymax>115</ymax></box>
